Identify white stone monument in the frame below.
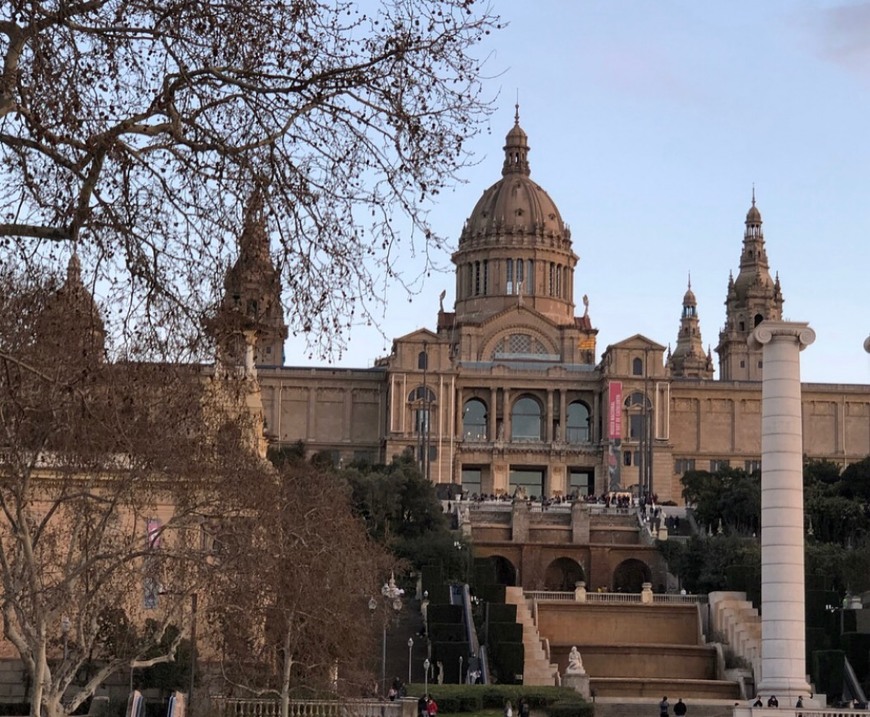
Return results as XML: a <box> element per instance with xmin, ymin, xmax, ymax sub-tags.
<box><xmin>748</xmin><ymin>321</ymin><xmax>815</xmax><ymax>702</ymax></box>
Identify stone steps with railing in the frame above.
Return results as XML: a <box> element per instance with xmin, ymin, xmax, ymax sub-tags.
<box><xmin>505</xmin><ymin>587</ymin><xmax>559</xmax><ymax>686</ymax></box>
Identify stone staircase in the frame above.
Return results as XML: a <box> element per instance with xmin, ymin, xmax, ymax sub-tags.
<box><xmin>590</xmin><ymin>699</ymin><xmax>740</xmax><ymax>717</ymax></box>
<box><xmin>533</xmin><ymin>601</ymin><xmax>741</xmax><ymax>700</ymax></box>
<box><xmin>505</xmin><ymin>587</ymin><xmax>559</xmax><ymax>686</ymax></box>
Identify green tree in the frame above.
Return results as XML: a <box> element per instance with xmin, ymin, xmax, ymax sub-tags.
<box><xmin>839</xmin><ymin>457</ymin><xmax>870</xmax><ymax>503</ymax></box>
<box><xmin>681</xmin><ymin>467</ymin><xmax>759</xmax><ymax>536</ymax></box>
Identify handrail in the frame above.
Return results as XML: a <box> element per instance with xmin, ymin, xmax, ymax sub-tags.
<box><xmin>523</xmin><ymin>590</ymin><xmax>707</xmax><ymax>605</ymax></box>
<box><xmin>215</xmin><ymin>698</ymin><xmax>405</xmax><ymax>717</ymax></box>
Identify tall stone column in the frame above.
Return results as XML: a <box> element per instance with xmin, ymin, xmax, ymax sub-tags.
<box><xmin>748</xmin><ymin>321</ymin><xmax>815</xmax><ymax>701</ymax></box>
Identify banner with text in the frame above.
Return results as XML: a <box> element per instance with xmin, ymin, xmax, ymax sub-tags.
<box><xmin>608</xmin><ymin>381</ymin><xmax>623</xmax><ymax>439</ymax></box>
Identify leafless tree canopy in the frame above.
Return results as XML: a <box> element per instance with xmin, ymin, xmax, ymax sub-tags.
<box><xmin>0</xmin><ymin>268</ymin><xmax>268</xmax><ymax>717</ymax></box>
<box><xmin>0</xmin><ymin>0</ymin><xmax>499</xmax><ymax>357</ymax></box>
<box><xmin>210</xmin><ymin>461</ymin><xmax>396</xmax><ymax>706</ymax></box>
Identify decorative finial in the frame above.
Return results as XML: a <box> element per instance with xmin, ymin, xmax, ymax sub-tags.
<box><xmin>687</xmin><ymin>271</ymin><xmax>692</xmax><ymax>290</ymax></box>
<box><xmin>751</xmin><ymin>183</ymin><xmax>756</xmax><ymax>207</ymax></box>
<box><xmin>515</xmin><ymin>91</ymin><xmax>520</xmax><ymax>125</ymax></box>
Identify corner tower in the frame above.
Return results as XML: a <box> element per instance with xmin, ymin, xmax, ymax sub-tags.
<box><xmin>668</xmin><ymin>277</ymin><xmax>714</xmax><ymax>379</ymax></box>
<box><xmin>218</xmin><ymin>192</ymin><xmax>288</xmax><ymax>367</ymax></box>
<box><xmin>715</xmin><ymin>193</ymin><xmax>784</xmax><ymax>381</ymax></box>
<box><xmin>451</xmin><ymin>108</ymin><xmax>580</xmax><ymax>328</ymax></box>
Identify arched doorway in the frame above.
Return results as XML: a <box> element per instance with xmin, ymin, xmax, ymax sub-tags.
<box><xmin>544</xmin><ymin>557</ymin><xmax>584</xmax><ymax>591</ymax></box>
<box><xmin>612</xmin><ymin>558</ymin><xmax>651</xmax><ymax>593</ymax></box>
<box><xmin>490</xmin><ymin>555</ymin><xmax>517</xmax><ymax>587</ymax></box>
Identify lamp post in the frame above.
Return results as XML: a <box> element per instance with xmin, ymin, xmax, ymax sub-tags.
<box><xmin>371</xmin><ymin>573</ymin><xmax>405</xmax><ymax>695</ymax></box>
<box><xmin>61</xmin><ymin>616</ymin><xmax>70</xmax><ymax>661</ymax></box>
<box><xmin>423</xmin><ymin>658</ymin><xmax>430</xmax><ymax>695</ymax></box>
<box><xmin>407</xmin><ymin>638</ymin><xmax>414</xmax><ymax>685</ymax></box>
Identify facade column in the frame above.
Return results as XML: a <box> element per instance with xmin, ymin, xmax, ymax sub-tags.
<box><xmin>546</xmin><ymin>390</ymin><xmax>554</xmax><ymax>442</ymax></box>
<box><xmin>490</xmin><ymin>386</ymin><xmax>498</xmax><ymax>441</ymax></box>
<box><xmin>560</xmin><ymin>389</ymin><xmax>568</xmax><ymax>443</ymax></box>
<box><xmin>749</xmin><ymin>321</ymin><xmax>815</xmax><ymax>701</ymax></box>
<box><xmin>456</xmin><ymin>386</ymin><xmax>464</xmax><ymax>437</ymax></box>
<box><xmin>503</xmin><ymin>387</ymin><xmax>511</xmax><ymax>441</ymax></box>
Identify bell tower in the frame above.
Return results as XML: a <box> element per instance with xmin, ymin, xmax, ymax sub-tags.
<box><xmin>715</xmin><ymin>192</ymin><xmax>784</xmax><ymax>381</ymax></box>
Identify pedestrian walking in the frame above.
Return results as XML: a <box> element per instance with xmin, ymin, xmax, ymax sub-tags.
<box><xmin>674</xmin><ymin>699</ymin><xmax>687</xmax><ymax>716</ymax></box>
<box><xmin>660</xmin><ymin>696</ymin><xmax>670</xmax><ymax>717</ymax></box>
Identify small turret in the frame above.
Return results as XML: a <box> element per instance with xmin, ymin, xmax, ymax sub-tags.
<box><xmin>213</xmin><ymin>191</ymin><xmax>288</xmax><ymax>369</ymax></box>
<box><xmin>668</xmin><ymin>275</ymin><xmax>714</xmax><ymax>379</ymax></box>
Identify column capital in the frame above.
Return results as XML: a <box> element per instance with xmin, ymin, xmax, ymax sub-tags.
<box><xmin>748</xmin><ymin>321</ymin><xmax>815</xmax><ymax>351</ymax></box>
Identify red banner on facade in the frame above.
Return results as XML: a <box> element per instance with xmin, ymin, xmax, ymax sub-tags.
<box><xmin>608</xmin><ymin>381</ymin><xmax>623</xmax><ymax>439</ymax></box>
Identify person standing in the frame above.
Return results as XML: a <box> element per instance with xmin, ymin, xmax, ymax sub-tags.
<box><xmin>660</xmin><ymin>696</ymin><xmax>669</xmax><ymax>717</ymax></box>
<box><xmin>519</xmin><ymin>697</ymin><xmax>530</xmax><ymax>717</ymax></box>
<box><xmin>426</xmin><ymin>697</ymin><xmax>438</xmax><ymax>717</ymax></box>
<box><xmin>767</xmin><ymin>696</ymin><xmax>779</xmax><ymax>708</ymax></box>
<box><xmin>674</xmin><ymin>698</ymin><xmax>687</xmax><ymax>717</ymax></box>
<box><xmin>503</xmin><ymin>700</ymin><xmax>513</xmax><ymax>717</ymax></box>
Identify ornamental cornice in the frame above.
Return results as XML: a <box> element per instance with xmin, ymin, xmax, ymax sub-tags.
<box><xmin>748</xmin><ymin>321</ymin><xmax>815</xmax><ymax>351</ymax></box>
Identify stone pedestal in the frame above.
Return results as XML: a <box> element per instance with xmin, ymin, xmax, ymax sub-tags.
<box><xmin>749</xmin><ymin>321</ymin><xmax>815</xmax><ymax>701</ymax></box>
<box><xmin>641</xmin><ymin>582</ymin><xmax>653</xmax><ymax>604</ymax></box>
<box><xmin>562</xmin><ymin>672</ymin><xmax>590</xmax><ymax>699</ymax></box>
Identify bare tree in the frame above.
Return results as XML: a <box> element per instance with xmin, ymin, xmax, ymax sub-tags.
<box><xmin>0</xmin><ymin>0</ymin><xmax>500</xmax><ymax>356</ymax></box>
<box><xmin>0</xmin><ymin>265</ymin><xmax>269</xmax><ymax>717</ymax></box>
<box><xmin>209</xmin><ymin>458</ymin><xmax>397</xmax><ymax>715</ymax></box>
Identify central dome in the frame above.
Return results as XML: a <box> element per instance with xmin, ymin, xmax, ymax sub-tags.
<box><xmin>459</xmin><ymin>114</ymin><xmax>569</xmax><ymax>246</ymax></box>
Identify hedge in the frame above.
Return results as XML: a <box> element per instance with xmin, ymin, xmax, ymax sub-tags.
<box><xmin>404</xmin><ymin>684</ymin><xmax>590</xmax><ymax>717</ymax></box>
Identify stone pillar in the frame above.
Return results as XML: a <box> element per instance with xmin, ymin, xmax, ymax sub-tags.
<box><xmin>640</xmin><ymin>582</ymin><xmax>653</xmax><ymax>604</ymax></box>
<box><xmin>503</xmin><ymin>387</ymin><xmax>511</xmax><ymax>440</ymax></box>
<box><xmin>748</xmin><ymin>321</ymin><xmax>815</xmax><ymax>701</ymax></box>
<box><xmin>546</xmin><ymin>390</ymin><xmax>554</xmax><ymax>442</ymax></box>
<box><xmin>490</xmin><ymin>387</ymin><xmax>498</xmax><ymax>441</ymax></box>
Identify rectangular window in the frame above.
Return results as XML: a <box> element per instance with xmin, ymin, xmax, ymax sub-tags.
<box><xmin>506</xmin><ymin>259</ymin><xmax>514</xmax><ymax>294</ymax></box>
<box><xmin>623</xmin><ymin>451</ymin><xmax>632</xmax><ymax>466</ymax></box>
<box><xmin>474</xmin><ymin>261</ymin><xmax>481</xmax><ymax>295</ymax></box>
<box><xmin>569</xmin><ymin>469</ymin><xmax>593</xmax><ymax>496</ymax></box>
<box><xmin>461</xmin><ymin>468</ymin><xmax>482</xmax><ymax>496</ymax></box>
<box><xmin>674</xmin><ymin>458</ymin><xmax>696</xmax><ymax>474</ymax></box>
<box><xmin>629</xmin><ymin>414</ymin><xmax>644</xmax><ymax>439</ymax></box>
<box><xmin>744</xmin><ymin>459</ymin><xmax>761</xmax><ymax>474</ymax></box>
<box><xmin>710</xmin><ymin>459</ymin><xmax>730</xmax><ymax>472</ymax></box>
<box><xmin>415</xmin><ymin>408</ymin><xmax>430</xmax><ymax>434</ymax></box>
<box><xmin>483</xmin><ymin>260</ymin><xmax>489</xmax><ymax>295</ymax></box>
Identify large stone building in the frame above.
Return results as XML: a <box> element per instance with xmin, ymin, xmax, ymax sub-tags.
<box><xmin>244</xmin><ymin>115</ymin><xmax>870</xmax><ymax>505</ymax></box>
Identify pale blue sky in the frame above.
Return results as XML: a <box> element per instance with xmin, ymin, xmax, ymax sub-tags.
<box><xmin>284</xmin><ymin>0</ymin><xmax>870</xmax><ymax>384</ymax></box>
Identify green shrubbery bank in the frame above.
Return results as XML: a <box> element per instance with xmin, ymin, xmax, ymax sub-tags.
<box><xmin>404</xmin><ymin>685</ymin><xmax>592</xmax><ymax>717</ymax></box>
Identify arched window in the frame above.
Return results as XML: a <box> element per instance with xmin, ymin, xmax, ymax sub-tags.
<box><xmin>463</xmin><ymin>399</ymin><xmax>487</xmax><ymax>441</ymax></box>
<box><xmin>512</xmin><ymin>396</ymin><xmax>542</xmax><ymax>441</ymax></box>
<box><xmin>506</xmin><ymin>259</ymin><xmax>514</xmax><ymax>294</ymax></box>
<box><xmin>566</xmin><ymin>401</ymin><xmax>590</xmax><ymax>444</ymax></box>
<box><xmin>624</xmin><ymin>391</ymin><xmax>651</xmax><ymax>440</ymax></box>
<box><xmin>632</xmin><ymin>357</ymin><xmax>643</xmax><ymax>376</ymax></box>
<box><xmin>408</xmin><ymin>387</ymin><xmax>436</xmax><ymax>403</ymax></box>
<box><xmin>754</xmin><ymin>313</ymin><xmax>764</xmax><ymax>327</ymax></box>
<box><xmin>526</xmin><ymin>260</ymin><xmax>534</xmax><ymax>294</ymax></box>
<box><xmin>417</xmin><ymin>351</ymin><xmax>428</xmax><ymax>370</ymax></box>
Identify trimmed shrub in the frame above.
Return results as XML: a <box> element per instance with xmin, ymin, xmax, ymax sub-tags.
<box><xmin>547</xmin><ymin>699</ymin><xmax>594</xmax><ymax>717</ymax></box>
